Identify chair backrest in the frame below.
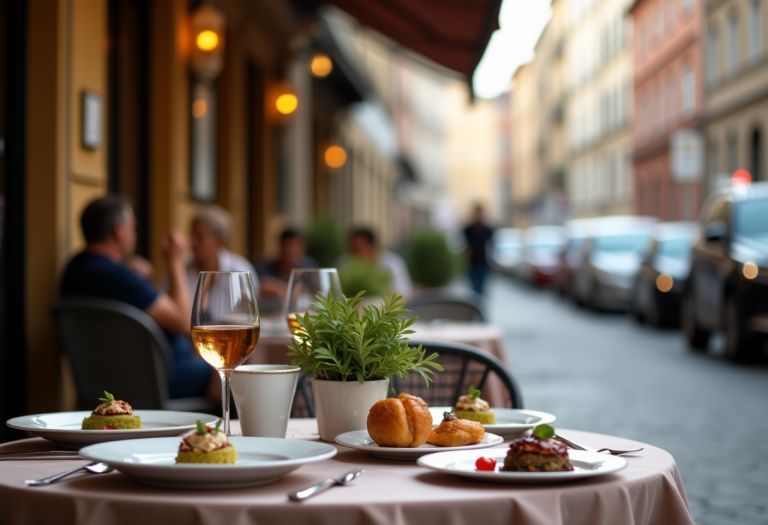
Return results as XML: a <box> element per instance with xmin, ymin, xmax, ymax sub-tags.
<box><xmin>394</xmin><ymin>340</ymin><xmax>523</xmax><ymax>409</ymax></box>
<box><xmin>406</xmin><ymin>288</ymin><xmax>486</xmax><ymax>323</ymax></box>
<box><xmin>50</xmin><ymin>297</ymin><xmax>173</xmax><ymax>410</ymax></box>
<box><xmin>289</xmin><ymin>339</ymin><xmax>523</xmax><ymax>417</ymax></box>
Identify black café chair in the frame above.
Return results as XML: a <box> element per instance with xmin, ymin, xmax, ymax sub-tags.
<box><xmin>51</xmin><ymin>297</ymin><xmax>215</xmax><ymax>412</ymax></box>
<box><xmin>406</xmin><ymin>288</ymin><xmax>487</xmax><ymax>323</ymax></box>
<box><xmin>289</xmin><ymin>339</ymin><xmax>522</xmax><ymax>417</ymax></box>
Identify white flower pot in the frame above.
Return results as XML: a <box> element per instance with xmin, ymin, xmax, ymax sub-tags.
<box><xmin>312</xmin><ymin>378</ymin><xmax>390</xmax><ymax>441</ymax></box>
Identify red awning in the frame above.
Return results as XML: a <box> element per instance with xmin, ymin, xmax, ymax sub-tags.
<box><xmin>314</xmin><ymin>0</ymin><xmax>502</xmax><ymax>79</ymax></box>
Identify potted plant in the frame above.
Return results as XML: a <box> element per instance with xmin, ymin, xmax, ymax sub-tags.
<box><xmin>288</xmin><ymin>292</ymin><xmax>443</xmax><ymax>441</ymax></box>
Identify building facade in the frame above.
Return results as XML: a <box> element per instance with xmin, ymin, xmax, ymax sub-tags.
<box><xmin>510</xmin><ymin>63</ymin><xmax>541</xmax><ymax>228</ymax></box>
<box><xmin>631</xmin><ymin>0</ymin><xmax>705</xmax><ymax>220</ymax></box>
<box><xmin>704</xmin><ymin>0</ymin><xmax>768</xmax><ymax>187</ymax></box>
<box><xmin>566</xmin><ymin>0</ymin><xmax>634</xmax><ymax>218</ymax></box>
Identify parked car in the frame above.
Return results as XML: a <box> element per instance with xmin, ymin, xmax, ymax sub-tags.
<box><xmin>516</xmin><ymin>226</ymin><xmax>566</xmax><ymax>285</ymax></box>
<box><xmin>682</xmin><ymin>181</ymin><xmax>768</xmax><ymax>362</ymax></box>
<box><xmin>631</xmin><ymin>222</ymin><xmax>696</xmax><ymax>326</ymax></box>
<box><xmin>556</xmin><ymin>219</ymin><xmax>592</xmax><ymax>297</ymax></box>
<box><xmin>572</xmin><ymin>216</ymin><xmax>659</xmax><ymax>310</ymax></box>
<box><xmin>490</xmin><ymin>228</ymin><xmax>523</xmax><ymax>275</ymax></box>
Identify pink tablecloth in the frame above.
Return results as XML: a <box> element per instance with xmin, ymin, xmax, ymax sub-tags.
<box><xmin>0</xmin><ymin>419</ymin><xmax>693</xmax><ymax>525</ymax></box>
<box><xmin>251</xmin><ymin>322</ymin><xmax>511</xmax><ymax>406</ymax></box>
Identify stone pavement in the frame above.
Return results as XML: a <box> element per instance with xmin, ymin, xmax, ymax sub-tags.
<box><xmin>484</xmin><ymin>275</ymin><xmax>768</xmax><ymax>525</ymax></box>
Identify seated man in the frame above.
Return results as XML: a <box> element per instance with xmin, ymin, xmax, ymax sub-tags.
<box><xmin>344</xmin><ymin>227</ymin><xmax>413</xmax><ymax>298</ymax></box>
<box><xmin>60</xmin><ymin>195</ymin><xmax>215</xmax><ymax>400</ymax></box>
<box><xmin>258</xmin><ymin>228</ymin><xmax>318</xmax><ymax>301</ymax></box>
<box><xmin>182</xmin><ymin>205</ymin><xmax>259</xmax><ymax>297</ymax></box>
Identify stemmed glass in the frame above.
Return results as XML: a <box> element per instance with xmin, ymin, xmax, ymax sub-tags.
<box><xmin>191</xmin><ymin>271</ymin><xmax>260</xmax><ymax>436</ymax></box>
<box><xmin>284</xmin><ymin>269</ymin><xmax>343</xmax><ymax>335</ymax></box>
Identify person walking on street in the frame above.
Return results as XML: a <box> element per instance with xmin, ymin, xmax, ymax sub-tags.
<box><xmin>463</xmin><ymin>204</ymin><xmax>493</xmax><ymax>296</ymax></box>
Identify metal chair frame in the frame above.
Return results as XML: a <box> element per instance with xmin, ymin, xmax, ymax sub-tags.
<box><xmin>406</xmin><ymin>288</ymin><xmax>487</xmax><ymax>323</ymax></box>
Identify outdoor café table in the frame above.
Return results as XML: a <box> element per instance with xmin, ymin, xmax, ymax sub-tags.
<box><xmin>0</xmin><ymin>419</ymin><xmax>694</xmax><ymax>525</ymax></box>
<box><xmin>250</xmin><ymin>321</ymin><xmax>511</xmax><ymax>406</ymax></box>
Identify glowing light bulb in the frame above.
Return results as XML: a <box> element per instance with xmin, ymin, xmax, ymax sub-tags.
<box><xmin>276</xmin><ymin>94</ymin><xmax>298</xmax><ymax>115</ymax></box>
<box><xmin>743</xmin><ymin>262</ymin><xmax>759</xmax><ymax>280</ymax></box>
<box><xmin>310</xmin><ymin>54</ymin><xmax>333</xmax><ymax>77</ymax></box>
<box><xmin>656</xmin><ymin>274</ymin><xmax>674</xmax><ymax>293</ymax></box>
<box><xmin>192</xmin><ymin>99</ymin><xmax>207</xmax><ymax>118</ymax></box>
<box><xmin>196</xmin><ymin>30</ymin><xmax>219</xmax><ymax>52</ymax></box>
<box><xmin>325</xmin><ymin>146</ymin><xmax>347</xmax><ymax>168</ymax></box>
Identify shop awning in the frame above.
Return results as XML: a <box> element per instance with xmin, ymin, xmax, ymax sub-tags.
<box><xmin>308</xmin><ymin>0</ymin><xmax>502</xmax><ymax>80</ymax></box>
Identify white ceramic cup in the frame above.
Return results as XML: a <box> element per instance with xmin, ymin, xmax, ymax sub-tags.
<box><xmin>231</xmin><ymin>365</ymin><xmax>301</xmax><ymax>438</ymax></box>
<box><xmin>312</xmin><ymin>378</ymin><xmax>390</xmax><ymax>441</ymax></box>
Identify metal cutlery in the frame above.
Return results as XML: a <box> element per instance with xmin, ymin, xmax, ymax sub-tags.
<box><xmin>26</xmin><ymin>462</ymin><xmax>113</xmax><ymax>486</ymax></box>
<box><xmin>288</xmin><ymin>467</ymin><xmax>364</xmax><ymax>501</ymax></box>
<box><xmin>554</xmin><ymin>434</ymin><xmax>643</xmax><ymax>456</ymax></box>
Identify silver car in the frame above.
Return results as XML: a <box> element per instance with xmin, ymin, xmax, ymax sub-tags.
<box><xmin>573</xmin><ymin>216</ymin><xmax>659</xmax><ymax>310</ymax></box>
<box><xmin>490</xmin><ymin>228</ymin><xmax>523</xmax><ymax>275</ymax></box>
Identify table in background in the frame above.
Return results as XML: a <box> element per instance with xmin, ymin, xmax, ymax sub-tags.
<box><xmin>0</xmin><ymin>419</ymin><xmax>694</xmax><ymax>525</ymax></box>
<box><xmin>251</xmin><ymin>321</ymin><xmax>511</xmax><ymax>406</ymax></box>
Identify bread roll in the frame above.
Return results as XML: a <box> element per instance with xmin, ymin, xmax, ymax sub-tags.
<box><xmin>427</xmin><ymin>418</ymin><xmax>484</xmax><ymax>447</ymax></box>
<box><xmin>367</xmin><ymin>393</ymin><xmax>433</xmax><ymax>448</ymax></box>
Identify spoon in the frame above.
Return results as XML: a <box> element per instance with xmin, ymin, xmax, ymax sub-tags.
<box><xmin>554</xmin><ymin>434</ymin><xmax>643</xmax><ymax>456</ymax></box>
<box><xmin>288</xmin><ymin>467</ymin><xmax>365</xmax><ymax>501</ymax></box>
<box><xmin>26</xmin><ymin>462</ymin><xmax>114</xmax><ymax>486</ymax></box>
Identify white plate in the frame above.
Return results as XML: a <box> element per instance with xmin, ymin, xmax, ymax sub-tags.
<box><xmin>417</xmin><ymin>448</ymin><xmax>627</xmax><ymax>484</ymax></box>
<box><xmin>335</xmin><ymin>429</ymin><xmax>505</xmax><ymax>460</ymax></box>
<box><xmin>6</xmin><ymin>410</ymin><xmax>219</xmax><ymax>449</ymax></box>
<box><xmin>429</xmin><ymin>407</ymin><xmax>556</xmax><ymax>439</ymax></box>
<box><xmin>80</xmin><ymin>436</ymin><xmax>337</xmax><ymax>489</ymax></box>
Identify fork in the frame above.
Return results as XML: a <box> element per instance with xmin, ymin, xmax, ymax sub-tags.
<box><xmin>554</xmin><ymin>434</ymin><xmax>643</xmax><ymax>456</ymax></box>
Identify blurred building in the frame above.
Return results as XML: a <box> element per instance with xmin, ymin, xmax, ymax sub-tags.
<box><xmin>630</xmin><ymin>0</ymin><xmax>705</xmax><ymax>220</ymax></box>
<box><xmin>510</xmin><ymin>63</ymin><xmax>541</xmax><ymax>228</ymax></box>
<box><xmin>704</xmin><ymin>0</ymin><xmax>768</xmax><ymax>187</ymax></box>
<box><xmin>566</xmin><ymin>0</ymin><xmax>634</xmax><ymax>218</ymax></box>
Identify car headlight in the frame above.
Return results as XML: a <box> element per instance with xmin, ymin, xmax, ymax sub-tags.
<box><xmin>742</xmin><ymin>261</ymin><xmax>768</xmax><ymax>281</ymax></box>
<box><xmin>656</xmin><ymin>274</ymin><xmax>674</xmax><ymax>292</ymax></box>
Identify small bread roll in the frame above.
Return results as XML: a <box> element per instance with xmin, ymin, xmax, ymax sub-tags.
<box><xmin>367</xmin><ymin>393</ymin><xmax>433</xmax><ymax>448</ymax></box>
<box><xmin>427</xmin><ymin>418</ymin><xmax>485</xmax><ymax>447</ymax></box>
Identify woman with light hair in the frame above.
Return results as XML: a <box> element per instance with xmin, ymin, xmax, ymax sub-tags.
<box><xmin>169</xmin><ymin>205</ymin><xmax>260</xmax><ymax>297</ymax></box>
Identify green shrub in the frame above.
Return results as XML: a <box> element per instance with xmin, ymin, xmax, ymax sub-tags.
<box><xmin>338</xmin><ymin>257</ymin><xmax>391</xmax><ymax>297</ymax></box>
<box><xmin>304</xmin><ymin>215</ymin><xmax>345</xmax><ymax>268</ymax></box>
<box><xmin>407</xmin><ymin>228</ymin><xmax>456</xmax><ymax>287</ymax></box>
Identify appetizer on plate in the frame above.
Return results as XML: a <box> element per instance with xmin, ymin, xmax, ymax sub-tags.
<box><xmin>176</xmin><ymin>419</ymin><xmax>237</xmax><ymax>464</ymax></box>
<box><xmin>427</xmin><ymin>411</ymin><xmax>484</xmax><ymax>447</ymax></box>
<box><xmin>81</xmin><ymin>391</ymin><xmax>142</xmax><ymax>430</ymax></box>
<box><xmin>367</xmin><ymin>393</ymin><xmax>432</xmax><ymax>448</ymax></box>
<box><xmin>453</xmin><ymin>386</ymin><xmax>496</xmax><ymax>424</ymax></box>
<box><xmin>502</xmin><ymin>425</ymin><xmax>573</xmax><ymax>472</ymax></box>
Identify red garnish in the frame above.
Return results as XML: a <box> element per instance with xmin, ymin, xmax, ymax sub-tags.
<box><xmin>102</xmin><ymin>425</ymin><xmax>117</xmax><ymax>430</ymax></box>
<box><xmin>206</xmin><ymin>425</ymin><xmax>212</xmax><ymax>432</ymax></box>
<box><xmin>475</xmin><ymin>457</ymin><xmax>496</xmax><ymax>471</ymax></box>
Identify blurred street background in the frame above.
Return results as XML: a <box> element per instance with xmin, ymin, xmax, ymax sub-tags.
<box><xmin>1</xmin><ymin>0</ymin><xmax>768</xmax><ymax>523</ymax></box>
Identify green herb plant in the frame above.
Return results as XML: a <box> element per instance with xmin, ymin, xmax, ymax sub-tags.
<box><xmin>99</xmin><ymin>391</ymin><xmax>115</xmax><ymax>403</ymax></box>
<box><xmin>468</xmin><ymin>385</ymin><xmax>481</xmax><ymax>399</ymax></box>
<box><xmin>196</xmin><ymin>419</ymin><xmax>223</xmax><ymax>435</ymax></box>
<box><xmin>288</xmin><ymin>292</ymin><xmax>443</xmax><ymax>385</ymax></box>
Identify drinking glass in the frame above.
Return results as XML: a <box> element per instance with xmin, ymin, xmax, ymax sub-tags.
<box><xmin>284</xmin><ymin>269</ymin><xmax>343</xmax><ymax>334</ymax></box>
<box><xmin>191</xmin><ymin>271</ymin><xmax>260</xmax><ymax>436</ymax></box>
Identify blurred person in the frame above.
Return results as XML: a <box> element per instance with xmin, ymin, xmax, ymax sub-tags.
<box><xmin>343</xmin><ymin>227</ymin><xmax>413</xmax><ymax>298</ymax></box>
<box><xmin>463</xmin><ymin>204</ymin><xmax>494</xmax><ymax>295</ymax></box>
<box><xmin>179</xmin><ymin>205</ymin><xmax>259</xmax><ymax>297</ymax></box>
<box><xmin>60</xmin><ymin>195</ymin><xmax>217</xmax><ymax>400</ymax></box>
<box><xmin>258</xmin><ymin>228</ymin><xmax>318</xmax><ymax>299</ymax></box>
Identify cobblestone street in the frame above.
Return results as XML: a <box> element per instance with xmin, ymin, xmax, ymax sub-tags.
<box><xmin>486</xmin><ymin>275</ymin><xmax>768</xmax><ymax>525</ymax></box>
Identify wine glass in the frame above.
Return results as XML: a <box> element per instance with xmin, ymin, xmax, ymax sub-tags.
<box><xmin>284</xmin><ymin>268</ymin><xmax>343</xmax><ymax>334</ymax></box>
<box><xmin>191</xmin><ymin>271</ymin><xmax>260</xmax><ymax>436</ymax></box>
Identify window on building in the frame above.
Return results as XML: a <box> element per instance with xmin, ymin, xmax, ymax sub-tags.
<box><xmin>727</xmin><ymin>134</ymin><xmax>738</xmax><ymax>173</ymax></box>
<box><xmin>667</xmin><ymin>0</ymin><xmax>676</xmax><ymax>31</ymax></box>
<box><xmin>667</xmin><ymin>73</ymin><xmax>676</xmax><ymax>126</ymax></box>
<box><xmin>654</xmin><ymin>6</ymin><xmax>664</xmax><ymax>42</ymax></box>
<box><xmin>708</xmin><ymin>25</ymin><xmax>720</xmax><ymax>85</ymax></box>
<box><xmin>752</xmin><ymin>128</ymin><xmax>763</xmax><ymax>180</ymax></box>
<box><xmin>654</xmin><ymin>83</ymin><xmax>664</xmax><ymax>133</ymax></box>
<box><xmin>727</xmin><ymin>11</ymin><xmax>739</xmax><ymax>77</ymax></box>
<box><xmin>682</xmin><ymin>62</ymin><xmax>695</xmax><ymax>117</ymax></box>
<box><xmin>750</xmin><ymin>0</ymin><xmax>764</xmax><ymax>63</ymax></box>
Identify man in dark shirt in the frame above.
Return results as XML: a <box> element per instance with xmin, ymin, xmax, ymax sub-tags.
<box><xmin>258</xmin><ymin>229</ymin><xmax>318</xmax><ymax>307</ymax></box>
<box><xmin>61</xmin><ymin>195</ymin><xmax>215</xmax><ymax>400</ymax></box>
<box><xmin>463</xmin><ymin>204</ymin><xmax>494</xmax><ymax>296</ymax></box>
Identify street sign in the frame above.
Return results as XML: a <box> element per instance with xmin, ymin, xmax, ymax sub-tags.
<box><xmin>670</xmin><ymin>129</ymin><xmax>703</xmax><ymax>182</ymax></box>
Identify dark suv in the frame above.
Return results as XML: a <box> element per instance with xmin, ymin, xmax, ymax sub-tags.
<box><xmin>682</xmin><ymin>181</ymin><xmax>768</xmax><ymax>361</ymax></box>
